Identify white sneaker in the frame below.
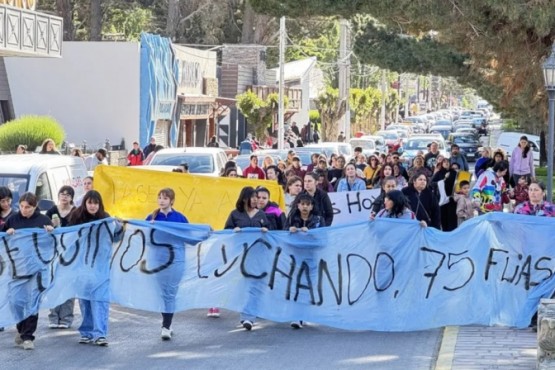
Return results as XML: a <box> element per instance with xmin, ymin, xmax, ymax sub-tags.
<box><xmin>22</xmin><ymin>340</ymin><xmax>34</xmax><ymax>350</ymax></box>
<box><xmin>161</xmin><ymin>327</ymin><xmax>172</xmax><ymax>340</ymax></box>
<box><xmin>290</xmin><ymin>320</ymin><xmax>303</xmax><ymax>329</ymax></box>
<box><xmin>48</xmin><ymin>323</ymin><xmax>59</xmax><ymax>329</ymax></box>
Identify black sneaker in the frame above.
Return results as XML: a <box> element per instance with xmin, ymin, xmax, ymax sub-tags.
<box><xmin>242</xmin><ymin>320</ymin><xmax>253</xmax><ymax>331</ymax></box>
<box><xmin>94</xmin><ymin>337</ymin><xmax>108</xmax><ymax>346</ymax></box>
<box><xmin>79</xmin><ymin>336</ymin><xmax>93</xmax><ymax>344</ymax></box>
<box><xmin>290</xmin><ymin>321</ymin><xmax>303</xmax><ymax>329</ymax></box>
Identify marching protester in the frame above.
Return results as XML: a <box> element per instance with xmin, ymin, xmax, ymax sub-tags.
<box><xmin>16</xmin><ymin>144</ymin><xmax>27</xmax><ymax>154</ymax></box>
<box><xmin>127</xmin><ymin>141</ymin><xmax>144</xmax><ymax>166</ymax></box>
<box><xmin>454</xmin><ymin>180</ymin><xmax>478</xmax><ymax>226</ymax></box>
<box><xmin>402</xmin><ymin>173</ymin><xmax>441</xmax><ymax>229</ymax></box>
<box><xmin>327</xmin><ymin>155</ymin><xmax>346</xmax><ymax>189</ymax></box>
<box><xmin>373</xmin><ymin>190</ymin><xmax>420</xmax><ymax>222</ymax></box>
<box><xmin>509</xmin><ymin>135</ymin><xmax>535</xmax><ymax>185</ymax></box>
<box><xmin>75</xmin><ymin>176</ymin><xmax>94</xmax><ymax>207</ymax></box>
<box><xmin>0</xmin><ymin>186</ymin><xmax>14</xmax><ymax>228</ymax></box>
<box><xmin>431</xmin><ymin>157</ymin><xmax>458</xmax><ymax>231</ymax></box>
<box><xmin>471</xmin><ymin>160</ymin><xmax>510</xmax><ymax>214</ymax></box>
<box><xmin>363</xmin><ymin>155</ymin><xmax>381</xmax><ymax>189</ymax></box>
<box><xmin>39</xmin><ymin>138</ymin><xmax>61</xmax><ymax>155</ymax></box>
<box><xmin>242</xmin><ymin>154</ymin><xmax>266</xmax><ymax>179</ymax></box>
<box><xmin>373</xmin><ymin>164</ymin><xmax>394</xmax><ymax>189</ymax></box>
<box><xmin>449</xmin><ymin>144</ymin><xmax>469</xmax><ymax>172</ymax></box>
<box><xmin>294</xmin><ymin>172</ymin><xmax>334</xmax><ymax>226</ymax></box>
<box><xmin>474</xmin><ymin>146</ymin><xmax>492</xmax><ymax>178</ymax></box>
<box><xmin>145</xmin><ymin>188</ymin><xmax>191</xmax><ymax>338</ymax></box>
<box><xmin>3</xmin><ymin>192</ymin><xmax>54</xmax><ymax>350</ymax></box>
<box><xmin>284</xmin><ymin>193</ymin><xmax>326</xmax><ymax>329</ymax></box>
<box><xmin>513</xmin><ymin>181</ymin><xmax>555</xmax><ymax>216</ymax></box>
<box><xmin>224</xmin><ymin>186</ymin><xmax>270</xmax><ymax>331</ymax></box>
<box><xmin>509</xmin><ymin>175</ymin><xmax>531</xmax><ymax>207</ymax></box>
<box><xmin>265</xmin><ymin>165</ymin><xmax>285</xmax><ymax>188</ymax></box>
<box><xmin>407</xmin><ymin>155</ymin><xmax>432</xmax><ymax>180</ymax></box>
<box><xmin>392</xmin><ymin>163</ymin><xmax>408</xmax><ymax>188</ymax></box>
<box><xmin>46</xmin><ymin>186</ymin><xmax>77</xmax><ymax>330</ymax></box>
<box><xmin>285</xmin><ymin>176</ymin><xmax>303</xmax><ymax>216</ymax></box>
<box><xmin>84</xmin><ymin>148</ymin><xmax>108</xmax><ymax>172</ymax></box>
<box><xmin>143</xmin><ymin>136</ymin><xmax>157</xmax><ymax>158</ymax></box>
<box><xmin>256</xmin><ymin>186</ymin><xmax>286</xmax><ymax>231</ymax></box>
<box><xmin>336</xmin><ymin>163</ymin><xmax>366</xmax><ymax>192</ymax></box>
<box><xmin>316</xmin><ymin>170</ymin><xmax>334</xmax><ymax>193</ymax></box>
<box><xmin>67</xmin><ymin>190</ymin><xmax>112</xmax><ymax>347</ymax></box>
<box><xmin>370</xmin><ymin>176</ymin><xmax>398</xmax><ymax>219</ymax></box>
<box><xmin>0</xmin><ymin>186</ymin><xmax>13</xmax><ymax>333</ymax></box>
<box><xmin>223</xmin><ymin>167</ymin><xmax>239</xmax><ymax>178</ymax></box>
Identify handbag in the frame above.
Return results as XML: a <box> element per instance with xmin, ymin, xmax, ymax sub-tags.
<box><xmin>437</xmin><ymin>179</ymin><xmax>450</xmax><ymax>206</ymax></box>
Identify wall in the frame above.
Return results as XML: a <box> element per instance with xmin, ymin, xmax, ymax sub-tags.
<box><xmin>173</xmin><ymin>45</ymin><xmax>217</xmax><ymax>96</ymax></box>
<box><xmin>5</xmin><ymin>42</ymin><xmax>140</xmax><ymax>151</ymax></box>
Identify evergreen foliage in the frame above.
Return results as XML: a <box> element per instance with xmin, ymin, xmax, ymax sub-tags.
<box><xmin>0</xmin><ymin>116</ymin><xmax>65</xmax><ymax>152</ymax></box>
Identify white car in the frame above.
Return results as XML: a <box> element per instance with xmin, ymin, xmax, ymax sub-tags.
<box><xmin>401</xmin><ymin>135</ymin><xmax>450</xmax><ymax>165</ymax></box>
<box><xmin>146</xmin><ymin>147</ymin><xmax>228</xmax><ymax>177</ymax></box>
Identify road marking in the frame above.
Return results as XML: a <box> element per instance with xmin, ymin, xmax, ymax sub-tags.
<box><xmin>434</xmin><ymin>326</ymin><xmax>459</xmax><ymax>370</ymax></box>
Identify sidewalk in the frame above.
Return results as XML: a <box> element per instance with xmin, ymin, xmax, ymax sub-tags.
<box><xmin>435</xmin><ymin>326</ymin><xmax>537</xmax><ymax>370</ymax></box>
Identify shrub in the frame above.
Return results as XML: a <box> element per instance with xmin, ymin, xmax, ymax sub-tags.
<box><xmin>0</xmin><ymin>116</ymin><xmax>65</xmax><ymax>152</ymax></box>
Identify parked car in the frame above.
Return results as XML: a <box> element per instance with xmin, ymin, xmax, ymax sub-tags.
<box><xmin>305</xmin><ymin>142</ymin><xmax>353</xmax><ymax>162</ymax></box>
<box><xmin>147</xmin><ymin>147</ymin><xmax>228</xmax><ymax>177</ymax></box>
<box><xmin>401</xmin><ymin>135</ymin><xmax>450</xmax><ymax>164</ymax></box>
<box><xmin>360</xmin><ymin>135</ymin><xmax>388</xmax><ymax>153</ymax></box>
<box><xmin>0</xmin><ymin>154</ymin><xmax>87</xmax><ymax>208</ymax></box>
<box><xmin>234</xmin><ymin>154</ymin><xmax>281</xmax><ymax>173</ymax></box>
<box><xmin>348</xmin><ymin>138</ymin><xmax>377</xmax><ymax>157</ymax></box>
<box><xmin>374</xmin><ymin>131</ymin><xmax>402</xmax><ymax>153</ymax></box>
<box><xmin>447</xmin><ymin>133</ymin><xmax>481</xmax><ymax>162</ymax></box>
<box><xmin>428</xmin><ymin>125</ymin><xmax>452</xmax><ymax>140</ymax></box>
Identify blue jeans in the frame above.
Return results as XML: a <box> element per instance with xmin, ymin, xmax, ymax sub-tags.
<box><xmin>79</xmin><ymin>299</ymin><xmax>109</xmax><ymax>339</ymax></box>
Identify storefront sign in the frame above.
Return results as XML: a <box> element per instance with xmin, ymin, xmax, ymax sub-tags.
<box><xmin>180</xmin><ymin>61</ymin><xmax>201</xmax><ymax>88</ymax></box>
<box><xmin>157</xmin><ymin>101</ymin><xmax>174</xmax><ymax>119</ymax></box>
<box><xmin>180</xmin><ymin>103</ymin><xmax>209</xmax><ymax>117</ymax></box>
<box><xmin>2</xmin><ymin>0</ymin><xmax>36</xmax><ymax>10</ymax></box>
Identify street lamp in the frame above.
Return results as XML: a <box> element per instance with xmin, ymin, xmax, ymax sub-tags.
<box><xmin>542</xmin><ymin>43</ymin><xmax>555</xmax><ymax>202</ymax></box>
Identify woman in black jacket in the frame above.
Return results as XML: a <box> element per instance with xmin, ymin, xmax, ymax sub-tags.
<box><xmin>402</xmin><ymin>173</ymin><xmax>441</xmax><ymax>229</ymax></box>
<box><xmin>224</xmin><ymin>186</ymin><xmax>269</xmax><ymax>331</ymax></box>
<box><xmin>294</xmin><ymin>172</ymin><xmax>334</xmax><ymax>226</ymax></box>
<box><xmin>431</xmin><ymin>158</ymin><xmax>458</xmax><ymax>231</ymax></box>
<box><xmin>4</xmin><ymin>192</ymin><xmax>54</xmax><ymax>350</ymax></box>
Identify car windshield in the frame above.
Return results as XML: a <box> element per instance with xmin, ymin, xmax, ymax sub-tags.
<box><xmin>0</xmin><ymin>174</ymin><xmax>29</xmax><ymax>205</ymax></box>
<box><xmin>453</xmin><ymin>136</ymin><xmax>477</xmax><ymax>144</ymax></box>
<box><xmin>349</xmin><ymin>140</ymin><xmax>375</xmax><ymax>150</ymax></box>
<box><xmin>150</xmin><ymin>153</ymin><xmax>215</xmax><ymax>173</ymax></box>
<box><xmin>379</xmin><ymin>132</ymin><xmax>398</xmax><ymax>140</ymax></box>
<box><xmin>406</xmin><ymin>140</ymin><xmax>434</xmax><ymax>150</ymax></box>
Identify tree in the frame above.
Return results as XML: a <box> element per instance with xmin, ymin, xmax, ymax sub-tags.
<box><xmin>236</xmin><ymin>90</ymin><xmax>289</xmax><ymax>141</ymax></box>
<box><xmin>89</xmin><ymin>0</ymin><xmax>103</xmax><ymax>41</ymax></box>
<box><xmin>250</xmin><ymin>0</ymin><xmax>555</xmax><ymax>132</ymax></box>
<box><xmin>316</xmin><ymin>87</ymin><xmax>346</xmax><ymax>141</ymax></box>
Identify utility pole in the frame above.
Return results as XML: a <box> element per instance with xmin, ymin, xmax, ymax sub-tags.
<box><xmin>338</xmin><ymin>19</ymin><xmax>351</xmax><ymax>141</ymax></box>
<box><xmin>380</xmin><ymin>69</ymin><xmax>387</xmax><ymax>130</ymax></box>
<box><xmin>278</xmin><ymin>17</ymin><xmax>286</xmax><ymax>150</ymax></box>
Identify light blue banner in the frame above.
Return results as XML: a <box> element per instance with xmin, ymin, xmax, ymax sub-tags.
<box><xmin>1</xmin><ymin>214</ymin><xmax>554</xmax><ymax>331</ymax></box>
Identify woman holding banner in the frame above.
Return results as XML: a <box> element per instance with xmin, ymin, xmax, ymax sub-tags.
<box><xmin>402</xmin><ymin>174</ymin><xmax>441</xmax><ymax>229</ymax></box>
<box><xmin>370</xmin><ymin>176</ymin><xmax>398</xmax><ymax>219</ymax></box>
<box><xmin>295</xmin><ymin>172</ymin><xmax>334</xmax><ymax>227</ymax></box>
<box><xmin>67</xmin><ymin>190</ymin><xmax>112</xmax><ymax>347</ymax></box>
<box><xmin>146</xmin><ymin>188</ymin><xmax>190</xmax><ymax>340</ymax></box>
<box><xmin>4</xmin><ymin>192</ymin><xmax>54</xmax><ymax>350</ymax></box>
<box><xmin>374</xmin><ymin>190</ymin><xmax>417</xmax><ymax>220</ymax></box>
<box><xmin>285</xmin><ymin>176</ymin><xmax>303</xmax><ymax>216</ymax></box>
<box><xmin>224</xmin><ymin>186</ymin><xmax>270</xmax><ymax>331</ymax></box>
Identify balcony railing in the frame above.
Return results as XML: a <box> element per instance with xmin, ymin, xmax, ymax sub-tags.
<box><xmin>0</xmin><ymin>5</ymin><xmax>63</xmax><ymax>57</ymax></box>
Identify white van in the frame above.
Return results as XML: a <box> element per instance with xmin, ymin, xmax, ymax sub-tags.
<box><xmin>496</xmin><ymin>132</ymin><xmax>540</xmax><ymax>165</ymax></box>
<box><xmin>0</xmin><ymin>154</ymin><xmax>87</xmax><ymax>208</ymax></box>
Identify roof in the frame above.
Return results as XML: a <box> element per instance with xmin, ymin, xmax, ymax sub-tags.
<box><xmin>0</xmin><ymin>154</ymin><xmax>84</xmax><ymax>175</ymax></box>
<box><xmin>269</xmin><ymin>57</ymin><xmax>317</xmax><ymax>82</ymax></box>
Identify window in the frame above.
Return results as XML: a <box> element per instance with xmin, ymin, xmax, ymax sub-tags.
<box><xmin>35</xmin><ymin>172</ymin><xmax>52</xmax><ymax>201</ymax></box>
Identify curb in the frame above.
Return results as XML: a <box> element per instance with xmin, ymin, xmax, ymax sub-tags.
<box><xmin>434</xmin><ymin>326</ymin><xmax>459</xmax><ymax>370</ymax></box>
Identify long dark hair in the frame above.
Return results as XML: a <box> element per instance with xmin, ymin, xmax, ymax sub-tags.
<box><xmin>68</xmin><ymin>190</ymin><xmax>109</xmax><ymax>225</ymax></box>
<box><xmin>520</xmin><ymin>136</ymin><xmax>530</xmax><ymax>158</ymax></box>
<box><xmin>235</xmin><ymin>186</ymin><xmax>256</xmax><ymax>213</ymax></box>
<box><xmin>385</xmin><ymin>190</ymin><xmax>411</xmax><ymax>217</ymax></box>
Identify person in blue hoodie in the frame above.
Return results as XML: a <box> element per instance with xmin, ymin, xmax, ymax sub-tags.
<box><xmin>146</xmin><ymin>188</ymin><xmax>189</xmax><ymax>340</ymax></box>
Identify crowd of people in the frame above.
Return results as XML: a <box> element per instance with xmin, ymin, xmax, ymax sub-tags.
<box><xmin>1</xmin><ymin>132</ymin><xmax>553</xmax><ymax>349</ymax></box>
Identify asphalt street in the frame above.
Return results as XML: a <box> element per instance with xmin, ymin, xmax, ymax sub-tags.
<box><xmin>0</xmin><ymin>306</ymin><xmax>441</xmax><ymax>370</ymax></box>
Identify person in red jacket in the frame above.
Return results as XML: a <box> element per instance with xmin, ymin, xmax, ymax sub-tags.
<box><xmin>242</xmin><ymin>154</ymin><xmax>266</xmax><ymax>179</ymax></box>
<box><xmin>127</xmin><ymin>141</ymin><xmax>144</xmax><ymax>166</ymax></box>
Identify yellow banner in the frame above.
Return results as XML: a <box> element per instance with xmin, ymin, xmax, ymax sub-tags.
<box><xmin>94</xmin><ymin>166</ymin><xmax>285</xmax><ymax>230</ymax></box>
<box><xmin>455</xmin><ymin>170</ymin><xmax>472</xmax><ymax>193</ymax></box>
